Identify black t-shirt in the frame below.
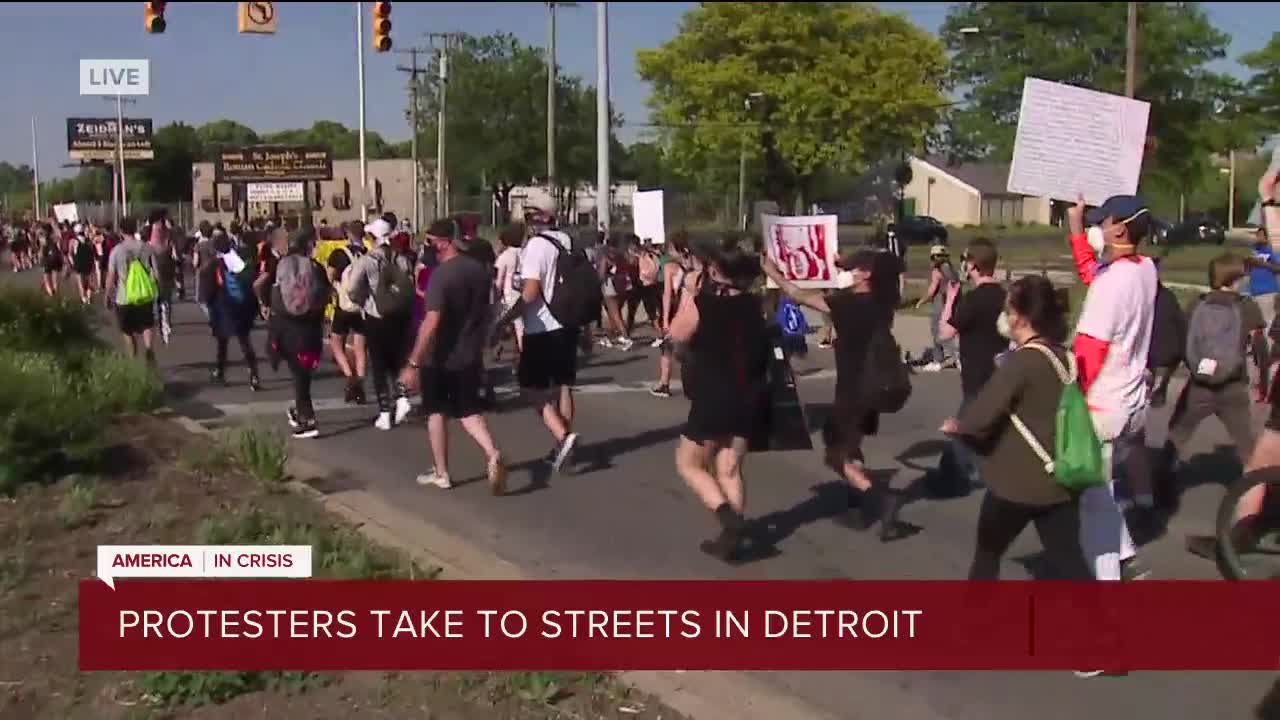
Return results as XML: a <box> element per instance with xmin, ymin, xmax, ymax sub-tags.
<box><xmin>421</xmin><ymin>254</ymin><xmax>493</xmax><ymax>370</ymax></box>
<box><xmin>827</xmin><ymin>290</ymin><xmax>892</xmax><ymax>406</ymax></box>
<box><xmin>948</xmin><ymin>282</ymin><xmax>1007</xmax><ymax>397</ymax></box>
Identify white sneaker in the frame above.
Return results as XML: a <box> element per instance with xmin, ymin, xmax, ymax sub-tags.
<box><xmin>597</xmin><ymin>337</ymin><xmax>614</xmax><ymax>349</ymax></box>
<box><xmin>650</xmin><ymin>337</ymin><xmax>666</xmax><ymax>349</ymax></box>
<box><xmin>552</xmin><ymin>433</ymin><xmax>578</xmax><ymax>474</ymax></box>
<box><xmin>919</xmin><ymin>362</ymin><xmax>943</xmax><ymax>373</ymax></box>
<box><xmin>394</xmin><ymin>396</ymin><xmax>412</xmax><ymax>425</ymax></box>
<box><xmin>616</xmin><ymin>337</ymin><xmax>634</xmax><ymax>351</ymax></box>
<box><xmin>374</xmin><ymin>411</ymin><xmax>393</xmax><ymax>431</ymax></box>
<box><xmin>416</xmin><ymin>471</ymin><xmax>452</xmax><ymax>489</ymax></box>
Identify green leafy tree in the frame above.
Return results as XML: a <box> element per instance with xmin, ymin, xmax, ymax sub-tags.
<box><xmin>195</xmin><ymin>120</ymin><xmax>260</xmax><ymax>159</ymax></box>
<box><xmin>1241</xmin><ymin>32</ymin><xmax>1280</xmax><ymax>133</ymax></box>
<box><xmin>413</xmin><ymin>32</ymin><xmax>620</xmax><ymax>220</ymax></box>
<box><xmin>637</xmin><ymin>1</ymin><xmax>948</xmax><ymax>211</ymax></box>
<box><xmin>939</xmin><ymin>2</ymin><xmax>1242</xmax><ymax>205</ymax></box>
<box><xmin>261</xmin><ymin>121</ymin><xmax>401</xmax><ymax>160</ymax></box>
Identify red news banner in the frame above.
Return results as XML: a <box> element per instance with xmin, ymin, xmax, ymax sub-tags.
<box><xmin>80</xmin><ymin>580</ymin><xmax>1280</xmax><ymax>671</ymax></box>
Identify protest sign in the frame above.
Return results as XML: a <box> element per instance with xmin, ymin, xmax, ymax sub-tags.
<box><xmin>1007</xmin><ymin>78</ymin><xmax>1150</xmax><ymax>207</ymax></box>
<box><xmin>633</xmin><ymin>190</ymin><xmax>666</xmax><ymax>244</ymax></box>
<box><xmin>762</xmin><ymin>214</ymin><xmax>838</xmax><ymax>289</ymax></box>
<box><xmin>53</xmin><ymin>203</ymin><xmax>80</xmax><ymax>223</ymax></box>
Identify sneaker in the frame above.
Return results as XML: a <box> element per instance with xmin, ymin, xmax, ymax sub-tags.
<box><xmin>210</xmin><ymin>369</ymin><xmax>226</xmax><ymax>386</ymax></box>
<box><xmin>292</xmin><ymin>420</ymin><xmax>319</xmax><ymax>439</ymax></box>
<box><xmin>650</xmin><ymin>337</ymin><xmax>666</xmax><ymax>349</ymax></box>
<box><xmin>551</xmin><ymin>433</ymin><xmax>578</xmax><ymax>474</ymax></box>
<box><xmin>616</xmin><ymin>337</ymin><xmax>634</xmax><ymax>351</ymax></box>
<box><xmin>416</xmin><ymin>470</ymin><xmax>452</xmax><ymax>490</ymax></box>
<box><xmin>374</xmin><ymin>411</ymin><xmax>393</xmax><ymax>431</ymax></box>
<box><xmin>918</xmin><ymin>362</ymin><xmax>943</xmax><ymax>373</ymax></box>
<box><xmin>1120</xmin><ymin>556</ymin><xmax>1152</xmax><ymax>581</ymax></box>
<box><xmin>650</xmin><ymin>384</ymin><xmax>672</xmax><ymax>398</ymax></box>
<box><xmin>1073</xmin><ymin>670</ymin><xmax>1105</xmax><ymax>679</ymax></box>
<box><xmin>597</xmin><ymin>337</ymin><xmax>614</xmax><ymax>349</ymax></box>
<box><xmin>343</xmin><ymin>378</ymin><xmax>358</xmax><ymax>404</ymax></box>
<box><xmin>487</xmin><ymin>455</ymin><xmax>508</xmax><ymax>496</ymax></box>
<box><xmin>394</xmin><ymin>396</ymin><xmax>413</xmax><ymax>425</ymax></box>
<box><xmin>286</xmin><ymin>407</ymin><xmax>301</xmax><ymax>430</ymax></box>
<box><xmin>352</xmin><ymin>383</ymin><xmax>367</xmax><ymax>405</ymax></box>
<box><xmin>249</xmin><ymin>374</ymin><xmax>262</xmax><ymax>392</ymax></box>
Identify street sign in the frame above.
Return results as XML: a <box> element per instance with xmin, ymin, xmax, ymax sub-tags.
<box><xmin>237</xmin><ymin>1</ymin><xmax>277</xmax><ymax>34</ymax></box>
<box><xmin>67</xmin><ymin>117</ymin><xmax>154</xmax><ymax>160</ymax></box>
<box><xmin>247</xmin><ymin>182</ymin><xmax>305</xmax><ymax>203</ymax></box>
<box><xmin>214</xmin><ymin>145</ymin><xmax>333</xmax><ymax>183</ymax></box>
<box><xmin>80</xmin><ymin>59</ymin><xmax>150</xmax><ymax>96</ymax></box>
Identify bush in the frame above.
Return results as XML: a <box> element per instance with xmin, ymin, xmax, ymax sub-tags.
<box><xmin>0</xmin><ymin>287</ymin><xmax>99</xmax><ymax>356</ymax></box>
<box><xmin>83</xmin><ymin>351</ymin><xmax>162</xmax><ymax>415</ymax></box>
<box><xmin>0</xmin><ymin>351</ymin><xmax>107</xmax><ymax>489</ymax></box>
<box><xmin>226</xmin><ymin>424</ymin><xmax>289</xmax><ymax>485</ymax></box>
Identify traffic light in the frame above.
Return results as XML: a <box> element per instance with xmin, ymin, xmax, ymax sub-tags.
<box><xmin>144</xmin><ymin>1</ymin><xmax>166</xmax><ymax>33</ymax></box>
<box><xmin>372</xmin><ymin>2</ymin><xmax>392</xmax><ymax>52</ymax></box>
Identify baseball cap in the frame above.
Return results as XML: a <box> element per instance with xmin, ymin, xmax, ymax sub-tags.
<box><xmin>364</xmin><ymin>218</ymin><xmax>392</xmax><ymax>244</ymax></box>
<box><xmin>1085</xmin><ymin>195</ymin><xmax>1154</xmax><ymax>241</ymax></box>
<box><xmin>929</xmin><ymin>244</ymin><xmax>949</xmax><ymax>257</ymax></box>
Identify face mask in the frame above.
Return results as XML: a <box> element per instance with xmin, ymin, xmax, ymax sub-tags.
<box><xmin>835</xmin><ymin>270</ymin><xmax>855</xmax><ymax>289</ymax></box>
<box><xmin>1086</xmin><ymin>226</ymin><xmax>1106</xmax><ymax>257</ymax></box>
<box><xmin>996</xmin><ymin>311</ymin><xmax>1012</xmax><ymax>339</ymax></box>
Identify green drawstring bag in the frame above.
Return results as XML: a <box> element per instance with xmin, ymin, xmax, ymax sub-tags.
<box><xmin>1009</xmin><ymin>343</ymin><xmax>1106</xmax><ymax>493</ymax></box>
<box><xmin>123</xmin><ymin>257</ymin><xmax>158</xmax><ymax>306</ymax></box>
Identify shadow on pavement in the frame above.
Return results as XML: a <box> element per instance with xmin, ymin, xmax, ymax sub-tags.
<box><xmin>572</xmin><ymin>424</ymin><xmax>687</xmax><ymax>475</ymax></box>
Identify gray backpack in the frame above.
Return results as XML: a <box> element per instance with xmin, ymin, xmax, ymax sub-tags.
<box><xmin>1185</xmin><ymin>296</ymin><xmax>1244</xmax><ymax>385</ymax></box>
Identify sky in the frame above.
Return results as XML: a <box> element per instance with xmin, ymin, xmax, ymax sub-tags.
<box><xmin>0</xmin><ymin>1</ymin><xmax>1274</xmax><ymax>178</ymax></box>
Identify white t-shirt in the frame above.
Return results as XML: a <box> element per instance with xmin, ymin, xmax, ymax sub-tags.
<box><xmin>494</xmin><ymin>246</ymin><xmax>521</xmax><ymax>307</ymax></box>
<box><xmin>1075</xmin><ymin>256</ymin><xmax>1158</xmax><ymax>429</ymax></box>
<box><xmin>518</xmin><ymin>231</ymin><xmax>571</xmax><ymax>335</ymax></box>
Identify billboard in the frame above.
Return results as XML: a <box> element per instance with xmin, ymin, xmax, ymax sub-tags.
<box><xmin>214</xmin><ymin>145</ymin><xmax>333</xmax><ymax>182</ymax></box>
<box><xmin>67</xmin><ymin>117</ymin><xmax>154</xmax><ymax>161</ymax></box>
<box><xmin>247</xmin><ymin>182</ymin><xmax>305</xmax><ymax>203</ymax></box>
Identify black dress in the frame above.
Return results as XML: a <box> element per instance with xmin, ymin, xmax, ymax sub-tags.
<box><xmin>682</xmin><ymin>283</ymin><xmax>768</xmax><ymax>442</ymax></box>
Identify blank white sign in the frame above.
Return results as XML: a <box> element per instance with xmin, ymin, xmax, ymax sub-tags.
<box><xmin>633</xmin><ymin>190</ymin><xmax>666</xmax><ymax>244</ymax></box>
<box><xmin>1007</xmin><ymin>77</ymin><xmax>1150</xmax><ymax>206</ymax></box>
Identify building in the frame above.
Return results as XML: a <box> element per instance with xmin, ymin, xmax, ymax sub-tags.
<box><xmin>836</xmin><ymin>155</ymin><xmax>1053</xmax><ymax>227</ymax></box>
<box><xmin>191</xmin><ymin>158</ymin><xmax>431</xmax><ymax>228</ymax></box>
<box><xmin>507</xmin><ymin>181</ymin><xmax>638</xmax><ymax>226</ymax></box>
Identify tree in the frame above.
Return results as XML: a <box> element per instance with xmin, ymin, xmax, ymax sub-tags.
<box><xmin>1241</xmin><ymin>32</ymin><xmax>1280</xmax><ymax>134</ymax></box>
<box><xmin>260</xmin><ymin>121</ymin><xmax>401</xmax><ymax>160</ymax></box>
<box><xmin>637</xmin><ymin>2</ymin><xmax>948</xmax><ymax>212</ymax></box>
<box><xmin>129</xmin><ymin>122</ymin><xmax>202</xmax><ymax>203</ymax></box>
<box><xmin>195</xmin><ymin>120</ymin><xmax>260</xmax><ymax>159</ymax></box>
<box><xmin>413</xmin><ymin>32</ymin><xmax>620</xmax><ymax>220</ymax></box>
<box><xmin>939</xmin><ymin>2</ymin><xmax>1242</xmax><ymax>204</ymax></box>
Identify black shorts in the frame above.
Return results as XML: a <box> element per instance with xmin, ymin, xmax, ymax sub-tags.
<box><xmin>518</xmin><ymin>328</ymin><xmax>579</xmax><ymax>390</ymax></box>
<box><xmin>331</xmin><ymin>308</ymin><xmax>365</xmax><ymax>336</ymax></box>
<box><xmin>116</xmin><ymin>303</ymin><xmax>155</xmax><ymax>335</ymax></box>
<box><xmin>420</xmin><ymin>364</ymin><xmax>489</xmax><ymax>419</ymax></box>
<box><xmin>823</xmin><ymin>399</ymin><xmax>878</xmax><ymax>463</ymax></box>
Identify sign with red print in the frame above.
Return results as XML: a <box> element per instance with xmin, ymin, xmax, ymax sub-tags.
<box><xmin>763</xmin><ymin>214</ymin><xmax>838</xmax><ymax>289</ymax></box>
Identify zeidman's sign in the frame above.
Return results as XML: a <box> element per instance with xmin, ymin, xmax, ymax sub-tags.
<box><xmin>214</xmin><ymin>145</ymin><xmax>334</xmax><ymax>182</ymax></box>
<box><xmin>67</xmin><ymin>117</ymin><xmax>154</xmax><ymax>161</ymax></box>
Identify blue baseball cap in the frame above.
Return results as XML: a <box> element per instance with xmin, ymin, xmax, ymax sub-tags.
<box><xmin>1085</xmin><ymin>195</ymin><xmax>1154</xmax><ymax>242</ymax></box>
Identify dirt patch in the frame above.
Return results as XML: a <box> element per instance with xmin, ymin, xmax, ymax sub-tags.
<box><xmin>0</xmin><ymin>415</ymin><xmax>686</xmax><ymax>720</ymax></box>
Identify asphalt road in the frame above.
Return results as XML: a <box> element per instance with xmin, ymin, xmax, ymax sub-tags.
<box><xmin>19</xmin><ymin>272</ymin><xmax>1278</xmax><ymax>720</ymax></box>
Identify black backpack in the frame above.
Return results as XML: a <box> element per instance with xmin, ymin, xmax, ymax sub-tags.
<box><xmin>858</xmin><ymin>322</ymin><xmax>912</xmax><ymax>413</ymax></box>
<box><xmin>538</xmin><ymin>234</ymin><xmax>603</xmax><ymax>329</ymax></box>
<box><xmin>1147</xmin><ymin>283</ymin><xmax>1186</xmax><ymax>370</ymax></box>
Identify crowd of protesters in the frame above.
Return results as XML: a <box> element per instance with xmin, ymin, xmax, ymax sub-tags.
<box><xmin>1</xmin><ymin>144</ymin><xmax>1277</xmax><ymax>632</ymax></box>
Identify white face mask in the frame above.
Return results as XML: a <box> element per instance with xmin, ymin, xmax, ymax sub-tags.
<box><xmin>996</xmin><ymin>311</ymin><xmax>1012</xmax><ymax>339</ymax></box>
<box><xmin>1086</xmin><ymin>226</ymin><xmax>1106</xmax><ymax>257</ymax></box>
<box><xmin>836</xmin><ymin>270</ymin><xmax>855</xmax><ymax>289</ymax></box>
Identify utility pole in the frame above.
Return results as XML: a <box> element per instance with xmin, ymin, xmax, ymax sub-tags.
<box><xmin>595</xmin><ymin>1</ymin><xmax>610</xmax><ymax>232</ymax></box>
<box><xmin>103</xmin><ymin>96</ymin><xmax>137</xmax><ymax>224</ymax></box>
<box><xmin>30</xmin><ymin>117</ymin><xmax>41</xmax><ymax>220</ymax></box>
<box><xmin>356</xmin><ymin>1</ymin><xmax>369</xmax><ymax>221</ymax></box>
<box><xmin>396</xmin><ymin>47</ymin><xmax>430</xmax><ymax>229</ymax></box>
<box><xmin>545</xmin><ymin>2</ymin><xmax>578</xmax><ymax>219</ymax></box>
<box><xmin>427</xmin><ymin>32</ymin><xmax>462</xmax><ymax>219</ymax></box>
<box><xmin>1125</xmin><ymin>1</ymin><xmax>1137</xmax><ymax>98</ymax></box>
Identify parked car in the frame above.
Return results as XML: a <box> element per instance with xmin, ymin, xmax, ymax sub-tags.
<box><xmin>1155</xmin><ymin>215</ymin><xmax>1226</xmax><ymax>245</ymax></box>
<box><xmin>892</xmin><ymin>215</ymin><xmax>948</xmax><ymax>245</ymax></box>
